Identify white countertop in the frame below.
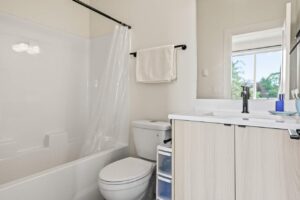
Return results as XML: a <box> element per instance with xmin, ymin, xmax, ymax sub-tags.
<box><xmin>168</xmin><ymin>111</ymin><xmax>300</xmax><ymax>130</ymax></box>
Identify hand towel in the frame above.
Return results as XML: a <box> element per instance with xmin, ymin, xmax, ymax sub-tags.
<box><xmin>136</xmin><ymin>45</ymin><xmax>177</xmax><ymax>83</ymax></box>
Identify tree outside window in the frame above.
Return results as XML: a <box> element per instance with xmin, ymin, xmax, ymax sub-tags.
<box><xmin>231</xmin><ymin>49</ymin><xmax>282</xmax><ymax>99</ymax></box>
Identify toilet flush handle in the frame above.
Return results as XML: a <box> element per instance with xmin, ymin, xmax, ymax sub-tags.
<box><xmin>163</xmin><ymin>138</ymin><xmax>172</xmax><ymax>144</ymax></box>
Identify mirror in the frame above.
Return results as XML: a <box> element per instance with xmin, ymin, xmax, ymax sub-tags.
<box><xmin>290</xmin><ymin>0</ymin><xmax>300</xmax><ymax>96</ymax></box>
<box><xmin>196</xmin><ymin>0</ymin><xmax>300</xmax><ymax>99</ymax></box>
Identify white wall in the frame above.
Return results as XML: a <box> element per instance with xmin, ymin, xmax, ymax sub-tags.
<box><xmin>0</xmin><ymin>0</ymin><xmax>91</xmax><ymax>37</ymax></box>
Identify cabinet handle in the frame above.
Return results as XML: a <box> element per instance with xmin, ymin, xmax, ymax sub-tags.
<box><xmin>289</xmin><ymin>129</ymin><xmax>300</xmax><ymax>140</ymax></box>
<box><xmin>224</xmin><ymin>124</ymin><xmax>232</xmax><ymax>126</ymax></box>
<box><xmin>238</xmin><ymin>125</ymin><xmax>246</xmax><ymax>128</ymax></box>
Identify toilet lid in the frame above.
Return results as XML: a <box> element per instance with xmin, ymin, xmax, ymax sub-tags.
<box><xmin>99</xmin><ymin>157</ymin><xmax>154</xmax><ymax>183</ymax></box>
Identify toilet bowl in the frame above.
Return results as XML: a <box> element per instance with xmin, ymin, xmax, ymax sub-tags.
<box><xmin>98</xmin><ymin>120</ymin><xmax>171</xmax><ymax>200</ymax></box>
<box><xmin>98</xmin><ymin>157</ymin><xmax>155</xmax><ymax>200</ymax></box>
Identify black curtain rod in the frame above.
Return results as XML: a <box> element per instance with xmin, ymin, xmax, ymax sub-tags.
<box><xmin>290</xmin><ymin>40</ymin><xmax>300</xmax><ymax>54</ymax></box>
<box><xmin>130</xmin><ymin>44</ymin><xmax>187</xmax><ymax>57</ymax></box>
<box><xmin>290</xmin><ymin>29</ymin><xmax>300</xmax><ymax>54</ymax></box>
<box><xmin>72</xmin><ymin>0</ymin><xmax>132</xmax><ymax>29</ymax></box>
<box><xmin>296</xmin><ymin>29</ymin><xmax>300</xmax><ymax>38</ymax></box>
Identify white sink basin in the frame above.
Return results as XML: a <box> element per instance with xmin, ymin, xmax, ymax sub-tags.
<box><xmin>205</xmin><ymin>111</ymin><xmax>284</xmax><ymax>122</ymax></box>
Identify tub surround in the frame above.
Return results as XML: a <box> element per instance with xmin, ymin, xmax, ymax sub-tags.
<box><xmin>0</xmin><ymin>131</ymin><xmax>83</xmax><ymax>185</ymax></box>
<box><xmin>0</xmin><ymin>13</ymin><xmax>89</xmax><ymax>156</ymax></box>
<box><xmin>169</xmin><ymin>111</ymin><xmax>300</xmax><ymax>130</ymax></box>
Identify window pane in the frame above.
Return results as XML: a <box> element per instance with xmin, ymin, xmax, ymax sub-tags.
<box><xmin>256</xmin><ymin>51</ymin><xmax>281</xmax><ymax>99</ymax></box>
<box><xmin>231</xmin><ymin>54</ymin><xmax>254</xmax><ymax>99</ymax></box>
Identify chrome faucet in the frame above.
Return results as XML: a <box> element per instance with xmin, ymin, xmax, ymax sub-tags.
<box><xmin>241</xmin><ymin>86</ymin><xmax>250</xmax><ymax>113</ymax></box>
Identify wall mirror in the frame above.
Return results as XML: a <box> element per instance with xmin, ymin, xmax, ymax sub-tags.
<box><xmin>196</xmin><ymin>0</ymin><xmax>300</xmax><ymax>99</ymax></box>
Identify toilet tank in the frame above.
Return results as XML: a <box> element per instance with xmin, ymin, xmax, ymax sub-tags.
<box><xmin>132</xmin><ymin>120</ymin><xmax>171</xmax><ymax>161</ymax></box>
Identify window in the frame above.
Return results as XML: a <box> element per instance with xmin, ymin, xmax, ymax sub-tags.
<box><xmin>231</xmin><ymin>47</ymin><xmax>282</xmax><ymax>99</ymax></box>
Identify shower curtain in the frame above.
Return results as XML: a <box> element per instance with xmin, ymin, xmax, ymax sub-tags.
<box><xmin>81</xmin><ymin>25</ymin><xmax>130</xmax><ymax>156</ymax></box>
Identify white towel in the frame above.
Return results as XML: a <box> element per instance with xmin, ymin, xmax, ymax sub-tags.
<box><xmin>136</xmin><ymin>45</ymin><xmax>177</xmax><ymax>83</ymax></box>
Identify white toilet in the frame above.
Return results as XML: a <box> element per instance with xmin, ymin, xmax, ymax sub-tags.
<box><xmin>98</xmin><ymin>120</ymin><xmax>171</xmax><ymax>200</ymax></box>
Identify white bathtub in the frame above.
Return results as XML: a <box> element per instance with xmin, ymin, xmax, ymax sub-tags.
<box><xmin>0</xmin><ymin>144</ymin><xmax>129</xmax><ymax>200</ymax></box>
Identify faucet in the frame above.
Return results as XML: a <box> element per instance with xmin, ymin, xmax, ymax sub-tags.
<box><xmin>241</xmin><ymin>86</ymin><xmax>250</xmax><ymax>113</ymax></box>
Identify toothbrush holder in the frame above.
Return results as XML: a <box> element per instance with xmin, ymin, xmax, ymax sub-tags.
<box><xmin>296</xmin><ymin>99</ymin><xmax>300</xmax><ymax>115</ymax></box>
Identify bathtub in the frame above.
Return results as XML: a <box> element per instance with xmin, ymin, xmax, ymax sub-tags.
<box><xmin>0</xmin><ymin>143</ymin><xmax>129</xmax><ymax>200</ymax></box>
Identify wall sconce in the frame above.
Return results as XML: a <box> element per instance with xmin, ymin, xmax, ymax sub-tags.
<box><xmin>12</xmin><ymin>43</ymin><xmax>40</xmax><ymax>55</ymax></box>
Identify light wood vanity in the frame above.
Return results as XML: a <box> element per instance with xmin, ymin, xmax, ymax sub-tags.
<box><xmin>170</xmin><ymin>113</ymin><xmax>300</xmax><ymax>200</ymax></box>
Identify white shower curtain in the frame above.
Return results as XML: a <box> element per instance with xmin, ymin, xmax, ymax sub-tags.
<box><xmin>81</xmin><ymin>25</ymin><xmax>130</xmax><ymax>156</ymax></box>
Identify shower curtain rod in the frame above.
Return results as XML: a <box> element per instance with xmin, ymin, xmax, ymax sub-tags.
<box><xmin>290</xmin><ymin>29</ymin><xmax>300</xmax><ymax>54</ymax></box>
<box><xmin>72</xmin><ymin>0</ymin><xmax>132</xmax><ymax>29</ymax></box>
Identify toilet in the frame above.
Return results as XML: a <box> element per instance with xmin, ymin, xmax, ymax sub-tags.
<box><xmin>98</xmin><ymin>120</ymin><xmax>171</xmax><ymax>200</ymax></box>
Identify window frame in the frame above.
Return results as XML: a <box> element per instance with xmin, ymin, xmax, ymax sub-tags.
<box><xmin>231</xmin><ymin>45</ymin><xmax>283</xmax><ymax>100</ymax></box>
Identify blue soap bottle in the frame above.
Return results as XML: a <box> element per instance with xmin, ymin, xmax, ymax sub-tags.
<box><xmin>276</xmin><ymin>94</ymin><xmax>284</xmax><ymax>112</ymax></box>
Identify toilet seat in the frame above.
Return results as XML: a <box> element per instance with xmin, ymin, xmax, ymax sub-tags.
<box><xmin>99</xmin><ymin>157</ymin><xmax>154</xmax><ymax>185</ymax></box>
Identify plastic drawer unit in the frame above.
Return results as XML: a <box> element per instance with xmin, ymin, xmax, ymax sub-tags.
<box><xmin>156</xmin><ymin>145</ymin><xmax>172</xmax><ymax>200</ymax></box>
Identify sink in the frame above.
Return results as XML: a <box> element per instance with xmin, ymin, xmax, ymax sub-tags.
<box><xmin>204</xmin><ymin>111</ymin><xmax>285</xmax><ymax>123</ymax></box>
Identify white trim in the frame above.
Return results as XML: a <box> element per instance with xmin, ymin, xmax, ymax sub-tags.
<box><xmin>282</xmin><ymin>3</ymin><xmax>291</xmax><ymax>98</ymax></box>
<box><xmin>232</xmin><ymin>45</ymin><xmax>282</xmax><ymax>57</ymax></box>
<box><xmin>253</xmin><ymin>54</ymin><xmax>257</xmax><ymax>99</ymax></box>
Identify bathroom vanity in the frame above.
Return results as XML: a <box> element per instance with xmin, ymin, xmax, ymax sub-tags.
<box><xmin>169</xmin><ymin>112</ymin><xmax>300</xmax><ymax>200</ymax></box>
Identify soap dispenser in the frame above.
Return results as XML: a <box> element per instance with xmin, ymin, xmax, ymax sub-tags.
<box><xmin>275</xmin><ymin>94</ymin><xmax>284</xmax><ymax>112</ymax></box>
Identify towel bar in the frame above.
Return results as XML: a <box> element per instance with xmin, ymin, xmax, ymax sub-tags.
<box><xmin>130</xmin><ymin>44</ymin><xmax>187</xmax><ymax>57</ymax></box>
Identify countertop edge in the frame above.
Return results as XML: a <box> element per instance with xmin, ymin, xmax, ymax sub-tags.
<box><xmin>168</xmin><ymin>114</ymin><xmax>300</xmax><ymax>130</ymax></box>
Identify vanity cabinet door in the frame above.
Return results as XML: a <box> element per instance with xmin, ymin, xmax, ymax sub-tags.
<box><xmin>173</xmin><ymin>120</ymin><xmax>235</xmax><ymax>200</ymax></box>
<box><xmin>236</xmin><ymin>126</ymin><xmax>300</xmax><ymax>200</ymax></box>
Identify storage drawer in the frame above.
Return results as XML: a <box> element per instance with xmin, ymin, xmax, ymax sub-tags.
<box><xmin>158</xmin><ymin>150</ymin><xmax>172</xmax><ymax>177</ymax></box>
<box><xmin>157</xmin><ymin>176</ymin><xmax>172</xmax><ymax>200</ymax></box>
